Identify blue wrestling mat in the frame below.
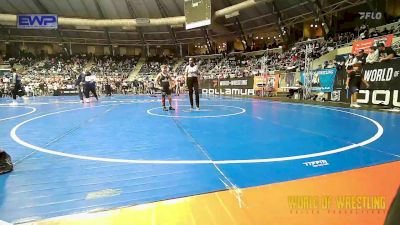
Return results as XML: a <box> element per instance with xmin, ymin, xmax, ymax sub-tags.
<box><xmin>0</xmin><ymin>95</ymin><xmax>399</xmax><ymax>223</ymax></box>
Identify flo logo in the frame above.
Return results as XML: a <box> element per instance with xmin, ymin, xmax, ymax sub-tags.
<box><xmin>359</xmin><ymin>12</ymin><xmax>382</xmax><ymax>20</ymax></box>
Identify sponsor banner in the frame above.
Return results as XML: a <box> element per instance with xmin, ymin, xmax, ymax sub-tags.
<box><xmin>253</xmin><ymin>76</ymin><xmax>267</xmax><ymax>91</ymax></box>
<box><xmin>17</xmin><ymin>14</ymin><xmax>58</xmax><ymax>29</ymax></box>
<box><xmin>0</xmin><ymin>69</ymin><xmax>11</xmax><ymax>77</ymax></box>
<box><xmin>358</xmin><ymin>58</ymin><xmax>400</xmax><ymax>107</ymax></box>
<box><xmin>330</xmin><ymin>89</ymin><xmax>345</xmax><ymax>102</ymax></box>
<box><xmin>253</xmin><ymin>74</ymin><xmax>279</xmax><ymax>92</ymax></box>
<box><xmin>362</xmin><ymin>62</ymin><xmax>400</xmax><ymax>87</ymax></box>
<box><xmin>279</xmin><ymin>72</ymin><xmax>297</xmax><ymax>88</ymax></box>
<box><xmin>265</xmin><ymin>74</ymin><xmax>279</xmax><ymax>90</ymax></box>
<box><xmin>301</xmin><ymin>68</ymin><xmax>337</xmax><ymax>93</ymax></box>
<box><xmin>53</xmin><ymin>89</ymin><xmax>78</xmax><ymax>96</ymax></box>
<box><xmin>352</xmin><ymin>34</ymin><xmax>394</xmax><ymax>54</ymax></box>
<box><xmin>200</xmin><ymin>77</ymin><xmax>254</xmax><ymax>95</ymax></box>
<box><xmin>331</xmin><ymin>59</ymin><xmax>400</xmax><ymax>107</ymax></box>
<box><xmin>201</xmin><ymin>88</ymin><xmax>255</xmax><ymax>95</ymax></box>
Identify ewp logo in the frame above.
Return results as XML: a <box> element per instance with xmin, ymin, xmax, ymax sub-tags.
<box><xmin>359</xmin><ymin>12</ymin><xmax>382</xmax><ymax>20</ymax></box>
<box><xmin>17</xmin><ymin>14</ymin><xmax>58</xmax><ymax>29</ymax></box>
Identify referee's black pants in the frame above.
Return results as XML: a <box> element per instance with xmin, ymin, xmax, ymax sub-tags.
<box><xmin>187</xmin><ymin>77</ymin><xmax>199</xmax><ymax>108</ymax></box>
<box><xmin>12</xmin><ymin>84</ymin><xmax>21</xmax><ymax>100</ymax></box>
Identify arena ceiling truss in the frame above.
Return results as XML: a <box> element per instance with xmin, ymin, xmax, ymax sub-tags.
<box><xmin>0</xmin><ymin>0</ymin><xmax>367</xmax><ymax>46</ymax></box>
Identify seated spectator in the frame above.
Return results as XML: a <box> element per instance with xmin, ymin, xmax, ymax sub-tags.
<box><xmin>356</xmin><ymin>49</ymin><xmax>368</xmax><ymax>64</ymax></box>
<box><xmin>378</xmin><ymin>43</ymin><xmax>398</xmax><ymax>62</ymax></box>
<box><xmin>381</xmin><ymin>27</ymin><xmax>389</xmax><ymax>35</ymax></box>
<box><xmin>323</xmin><ymin>60</ymin><xmax>329</xmax><ymax>69</ymax></box>
<box><xmin>366</xmin><ymin>46</ymin><xmax>379</xmax><ymax>64</ymax></box>
<box><xmin>359</xmin><ymin>30</ymin><xmax>368</xmax><ymax>40</ymax></box>
<box><xmin>389</xmin><ymin>26</ymin><xmax>395</xmax><ymax>34</ymax></box>
<box><xmin>395</xmin><ymin>24</ymin><xmax>400</xmax><ymax>33</ymax></box>
<box><xmin>370</xmin><ymin>28</ymin><xmax>379</xmax><ymax>38</ymax></box>
<box><xmin>359</xmin><ymin>22</ymin><xmax>368</xmax><ymax>34</ymax></box>
<box><xmin>345</xmin><ymin>54</ymin><xmax>358</xmax><ymax>69</ymax></box>
<box><xmin>326</xmin><ymin>60</ymin><xmax>336</xmax><ymax>69</ymax></box>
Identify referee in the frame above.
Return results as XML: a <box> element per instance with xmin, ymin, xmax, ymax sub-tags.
<box><xmin>9</xmin><ymin>68</ymin><xmax>22</xmax><ymax>106</ymax></box>
<box><xmin>184</xmin><ymin>58</ymin><xmax>200</xmax><ymax>110</ymax></box>
<box><xmin>75</xmin><ymin>71</ymin><xmax>85</xmax><ymax>103</ymax></box>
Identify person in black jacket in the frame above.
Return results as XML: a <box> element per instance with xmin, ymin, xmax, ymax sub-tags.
<box><xmin>356</xmin><ymin>49</ymin><xmax>368</xmax><ymax>64</ymax></box>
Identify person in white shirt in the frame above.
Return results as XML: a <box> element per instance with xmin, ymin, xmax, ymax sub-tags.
<box><xmin>24</xmin><ymin>85</ymin><xmax>31</xmax><ymax>97</ymax></box>
<box><xmin>175</xmin><ymin>75</ymin><xmax>181</xmax><ymax>96</ymax></box>
<box><xmin>366</xmin><ymin>46</ymin><xmax>379</xmax><ymax>64</ymax></box>
<box><xmin>84</xmin><ymin>71</ymin><xmax>98</xmax><ymax>103</ymax></box>
<box><xmin>184</xmin><ymin>58</ymin><xmax>200</xmax><ymax>110</ymax></box>
<box><xmin>345</xmin><ymin>54</ymin><xmax>358</xmax><ymax>69</ymax></box>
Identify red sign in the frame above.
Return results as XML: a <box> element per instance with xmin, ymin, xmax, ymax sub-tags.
<box><xmin>352</xmin><ymin>34</ymin><xmax>394</xmax><ymax>54</ymax></box>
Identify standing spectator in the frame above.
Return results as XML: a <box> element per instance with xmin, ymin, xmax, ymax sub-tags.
<box><xmin>175</xmin><ymin>76</ymin><xmax>182</xmax><ymax>96</ymax></box>
<box><xmin>122</xmin><ymin>80</ymin><xmax>128</xmax><ymax>95</ymax></box>
<box><xmin>359</xmin><ymin>22</ymin><xmax>369</xmax><ymax>39</ymax></box>
<box><xmin>359</xmin><ymin>22</ymin><xmax>369</xmax><ymax>34</ymax></box>
<box><xmin>104</xmin><ymin>80</ymin><xmax>112</xmax><ymax>96</ymax></box>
